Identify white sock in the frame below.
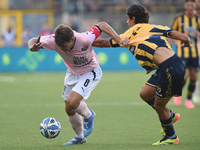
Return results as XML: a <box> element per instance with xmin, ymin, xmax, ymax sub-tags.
<box><xmin>85</xmin><ymin>111</ymin><xmax>92</xmax><ymax>119</ymax></box>
<box><xmin>76</xmin><ymin>133</ymin><xmax>84</xmax><ymax>139</ymax></box>
<box><xmin>68</xmin><ymin>113</ymin><xmax>83</xmax><ymax>137</ymax></box>
<box><xmin>75</xmin><ymin>101</ymin><xmax>91</xmax><ymax>118</ymax></box>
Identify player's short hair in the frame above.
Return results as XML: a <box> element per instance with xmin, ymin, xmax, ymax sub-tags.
<box><xmin>126</xmin><ymin>3</ymin><xmax>150</xmax><ymax>24</ymax></box>
<box><xmin>54</xmin><ymin>24</ymin><xmax>74</xmax><ymax>47</ymax></box>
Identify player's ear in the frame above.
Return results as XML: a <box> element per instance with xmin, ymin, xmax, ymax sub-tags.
<box><xmin>132</xmin><ymin>16</ymin><xmax>136</xmax><ymax>23</ymax></box>
<box><xmin>71</xmin><ymin>37</ymin><xmax>75</xmax><ymax>42</ymax></box>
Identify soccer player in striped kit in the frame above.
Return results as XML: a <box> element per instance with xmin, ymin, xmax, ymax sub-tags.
<box><xmin>92</xmin><ymin>3</ymin><xmax>191</xmax><ymax>145</ymax></box>
<box><xmin>28</xmin><ymin>22</ymin><xmax>125</xmax><ymax>145</ymax></box>
<box><xmin>172</xmin><ymin>0</ymin><xmax>200</xmax><ymax>108</ymax></box>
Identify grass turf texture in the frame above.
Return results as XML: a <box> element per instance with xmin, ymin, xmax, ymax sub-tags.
<box><xmin>0</xmin><ymin>71</ymin><xmax>199</xmax><ymax>150</ymax></box>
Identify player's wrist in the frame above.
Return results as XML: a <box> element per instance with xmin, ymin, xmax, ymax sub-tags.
<box><xmin>114</xmin><ymin>36</ymin><xmax>121</xmax><ymax>44</ymax></box>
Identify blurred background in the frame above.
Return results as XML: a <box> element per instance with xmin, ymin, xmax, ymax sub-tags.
<box><xmin>0</xmin><ymin>0</ymin><xmax>185</xmax><ymax>72</ymax></box>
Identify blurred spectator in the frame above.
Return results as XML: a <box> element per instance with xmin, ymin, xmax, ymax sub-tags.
<box><xmin>68</xmin><ymin>0</ymin><xmax>79</xmax><ymax>13</ymax></box>
<box><xmin>114</xmin><ymin>0</ymin><xmax>131</xmax><ymax>13</ymax></box>
<box><xmin>21</xmin><ymin>27</ymin><xmax>34</xmax><ymax>46</ymax></box>
<box><xmin>85</xmin><ymin>0</ymin><xmax>103</xmax><ymax>11</ymax></box>
<box><xmin>53</xmin><ymin>0</ymin><xmax>62</xmax><ymax>13</ymax></box>
<box><xmin>142</xmin><ymin>0</ymin><xmax>155</xmax><ymax>12</ymax></box>
<box><xmin>39</xmin><ymin>22</ymin><xmax>54</xmax><ymax>36</ymax></box>
<box><xmin>2</xmin><ymin>25</ymin><xmax>16</xmax><ymax>46</ymax></box>
<box><xmin>67</xmin><ymin>17</ymin><xmax>79</xmax><ymax>31</ymax></box>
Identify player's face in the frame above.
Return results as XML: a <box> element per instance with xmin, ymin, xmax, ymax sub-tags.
<box><xmin>126</xmin><ymin>15</ymin><xmax>135</xmax><ymax>28</ymax></box>
<box><xmin>185</xmin><ymin>1</ymin><xmax>195</xmax><ymax>15</ymax></box>
<box><xmin>59</xmin><ymin>37</ymin><xmax>75</xmax><ymax>52</ymax></box>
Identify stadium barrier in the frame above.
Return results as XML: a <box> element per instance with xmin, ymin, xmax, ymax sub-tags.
<box><xmin>0</xmin><ymin>47</ymin><xmax>143</xmax><ymax>72</ymax></box>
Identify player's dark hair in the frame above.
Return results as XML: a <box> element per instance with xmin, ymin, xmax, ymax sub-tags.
<box><xmin>126</xmin><ymin>3</ymin><xmax>150</xmax><ymax>24</ymax></box>
<box><xmin>54</xmin><ymin>24</ymin><xmax>74</xmax><ymax>47</ymax></box>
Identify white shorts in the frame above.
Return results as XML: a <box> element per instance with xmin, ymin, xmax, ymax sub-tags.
<box><xmin>62</xmin><ymin>66</ymin><xmax>102</xmax><ymax>101</ymax></box>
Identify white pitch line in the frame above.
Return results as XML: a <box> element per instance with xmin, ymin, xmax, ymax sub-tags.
<box><xmin>0</xmin><ymin>76</ymin><xmax>15</xmax><ymax>82</ymax></box>
<box><xmin>87</xmin><ymin>102</ymin><xmax>146</xmax><ymax>106</ymax></box>
<box><xmin>0</xmin><ymin>101</ymin><xmax>185</xmax><ymax>108</ymax></box>
<box><xmin>0</xmin><ymin>77</ymin><xmax>62</xmax><ymax>83</ymax></box>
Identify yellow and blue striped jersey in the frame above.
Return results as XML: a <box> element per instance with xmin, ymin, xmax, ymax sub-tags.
<box><xmin>171</xmin><ymin>12</ymin><xmax>200</xmax><ymax>58</ymax></box>
<box><xmin>109</xmin><ymin>23</ymin><xmax>172</xmax><ymax>74</ymax></box>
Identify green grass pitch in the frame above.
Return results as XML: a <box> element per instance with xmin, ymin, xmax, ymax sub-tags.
<box><xmin>0</xmin><ymin>71</ymin><xmax>199</xmax><ymax>150</ymax></box>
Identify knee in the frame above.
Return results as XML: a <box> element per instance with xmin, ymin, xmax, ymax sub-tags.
<box><xmin>139</xmin><ymin>90</ymin><xmax>145</xmax><ymax>100</ymax></box>
<box><xmin>65</xmin><ymin>91</ymin><xmax>83</xmax><ymax>111</ymax></box>
<box><xmin>65</xmin><ymin>100</ymin><xmax>78</xmax><ymax>115</ymax></box>
<box><xmin>140</xmin><ymin>89</ymin><xmax>154</xmax><ymax>101</ymax></box>
<box><xmin>65</xmin><ymin>97</ymin><xmax>79</xmax><ymax>110</ymax></box>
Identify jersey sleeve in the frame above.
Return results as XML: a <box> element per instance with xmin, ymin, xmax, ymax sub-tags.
<box><xmin>86</xmin><ymin>25</ymin><xmax>102</xmax><ymax>43</ymax></box>
<box><xmin>162</xmin><ymin>26</ymin><xmax>173</xmax><ymax>38</ymax></box>
<box><xmin>108</xmin><ymin>33</ymin><xmax>127</xmax><ymax>47</ymax></box>
<box><xmin>171</xmin><ymin>17</ymin><xmax>179</xmax><ymax>31</ymax></box>
<box><xmin>108</xmin><ymin>38</ymin><xmax>120</xmax><ymax>47</ymax></box>
<box><xmin>39</xmin><ymin>34</ymin><xmax>56</xmax><ymax>50</ymax></box>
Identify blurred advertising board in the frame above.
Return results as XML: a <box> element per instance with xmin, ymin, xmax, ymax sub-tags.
<box><xmin>0</xmin><ymin>47</ymin><xmax>143</xmax><ymax>72</ymax></box>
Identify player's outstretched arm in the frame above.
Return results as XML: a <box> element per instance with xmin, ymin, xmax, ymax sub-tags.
<box><xmin>28</xmin><ymin>37</ymin><xmax>42</xmax><ymax>52</ymax></box>
<box><xmin>92</xmin><ymin>39</ymin><xmax>110</xmax><ymax>47</ymax></box>
<box><xmin>168</xmin><ymin>31</ymin><xmax>191</xmax><ymax>47</ymax></box>
<box><xmin>92</xmin><ymin>38</ymin><xmax>130</xmax><ymax>48</ymax></box>
<box><xmin>96</xmin><ymin>22</ymin><xmax>127</xmax><ymax>47</ymax></box>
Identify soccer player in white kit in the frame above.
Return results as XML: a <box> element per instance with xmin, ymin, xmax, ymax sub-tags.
<box><xmin>28</xmin><ymin>22</ymin><xmax>125</xmax><ymax>145</ymax></box>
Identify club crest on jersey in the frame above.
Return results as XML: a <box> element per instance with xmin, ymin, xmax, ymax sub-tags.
<box><xmin>81</xmin><ymin>46</ymin><xmax>88</xmax><ymax>51</ymax></box>
<box><xmin>43</xmin><ymin>35</ymin><xmax>51</xmax><ymax>40</ymax></box>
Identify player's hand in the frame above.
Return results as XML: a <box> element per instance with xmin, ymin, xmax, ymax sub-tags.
<box><xmin>29</xmin><ymin>42</ymin><xmax>42</xmax><ymax>52</ymax></box>
<box><xmin>119</xmin><ymin>38</ymin><xmax>129</xmax><ymax>47</ymax></box>
<box><xmin>181</xmin><ymin>41</ymin><xmax>192</xmax><ymax>47</ymax></box>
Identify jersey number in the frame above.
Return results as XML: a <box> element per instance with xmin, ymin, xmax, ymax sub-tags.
<box><xmin>132</xmin><ymin>31</ymin><xmax>137</xmax><ymax>36</ymax></box>
<box><xmin>132</xmin><ymin>27</ymin><xmax>141</xmax><ymax>36</ymax></box>
<box><xmin>84</xmin><ymin>79</ymin><xmax>90</xmax><ymax>87</ymax></box>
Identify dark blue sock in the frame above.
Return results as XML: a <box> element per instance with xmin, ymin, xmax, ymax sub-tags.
<box><xmin>187</xmin><ymin>80</ymin><xmax>196</xmax><ymax>100</ymax></box>
<box><xmin>160</xmin><ymin>116</ymin><xmax>176</xmax><ymax>138</ymax></box>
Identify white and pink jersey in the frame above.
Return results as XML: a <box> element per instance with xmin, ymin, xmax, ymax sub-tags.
<box><xmin>39</xmin><ymin>26</ymin><xmax>101</xmax><ymax>75</ymax></box>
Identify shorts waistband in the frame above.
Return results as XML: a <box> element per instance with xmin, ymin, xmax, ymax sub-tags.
<box><xmin>158</xmin><ymin>54</ymin><xmax>177</xmax><ymax>68</ymax></box>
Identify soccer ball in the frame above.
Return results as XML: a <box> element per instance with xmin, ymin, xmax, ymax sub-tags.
<box><xmin>40</xmin><ymin>117</ymin><xmax>61</xmax><ymax>139</ymax></box>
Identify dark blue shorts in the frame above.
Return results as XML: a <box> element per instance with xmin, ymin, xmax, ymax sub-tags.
<box><xmin>180</xmin><ymin>56</ymin><xmax>199</xmax><ymax>71</ymax></box>
<box><xmin>146</xmin><ymin>54</ymin><xmax>186</xmax><ymax>99</ymax></box>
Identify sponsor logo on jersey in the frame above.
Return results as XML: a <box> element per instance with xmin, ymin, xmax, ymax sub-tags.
<box><xmin>43</xmin><ymin>35</ymin><xmax>51</xmax><ymax>40</ymax></box>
